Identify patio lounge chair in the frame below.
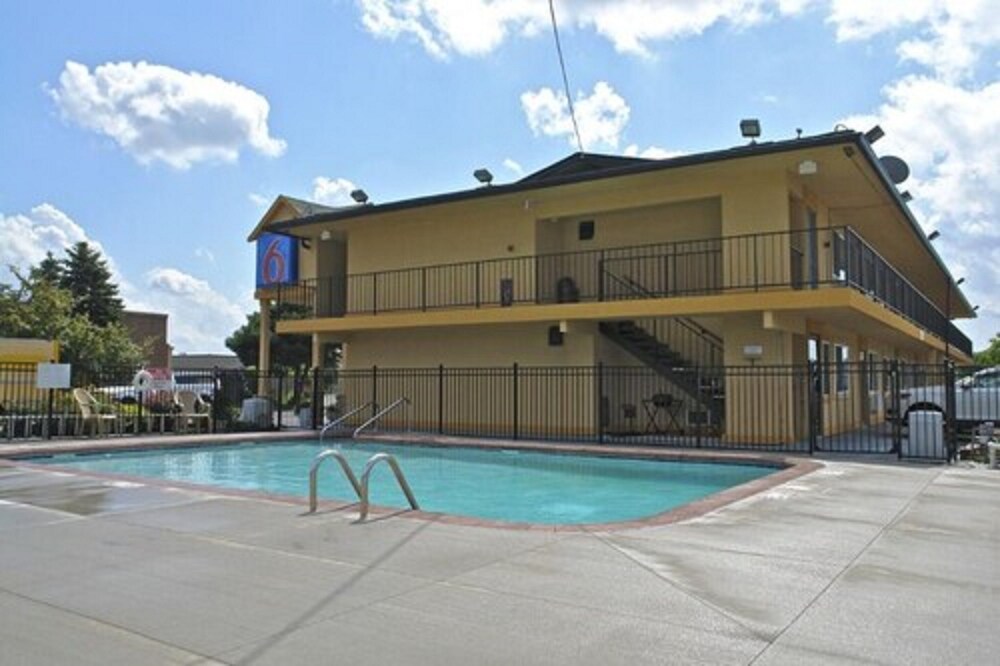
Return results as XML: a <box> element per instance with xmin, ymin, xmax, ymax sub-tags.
<box><xmin>175</xmin><ymin>390</ymin><xmax>211</xmax><ymax>434</ymax></box>
<box><xmin>72</xmin><ymin>388</ymin><xmax>119</xmax><ymax>436</ymax></box>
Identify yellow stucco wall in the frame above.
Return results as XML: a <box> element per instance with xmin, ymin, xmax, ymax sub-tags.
<box><xmin>342</xmin><ymin>322</ymin><xmax>597</xmax><ymax>369</ymax></box>
<box><xmin>0</xmin><ymin>338</ymin><xmax>59</xmax><ymax>363</ymax></box>
<box><xmin>0</xmin><ymin>338</ymin><xmax>60</xmax><ymax>407</ymax></box>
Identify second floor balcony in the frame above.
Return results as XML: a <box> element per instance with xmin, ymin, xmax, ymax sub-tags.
<box><xmin>274</xmin><ymin>226</ymin><xmax>972</xmax><ymax>358</ymax></box>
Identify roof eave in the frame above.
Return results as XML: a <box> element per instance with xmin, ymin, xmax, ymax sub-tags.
<box><xmin>261</xmin><ymin>131</ymin><xmax>867</xmax><ymax>236</ymax></box>
<box><xmin>854</xmin><ymin>138</ymin><xmax>975</xmax><ymax>317</ymax></box>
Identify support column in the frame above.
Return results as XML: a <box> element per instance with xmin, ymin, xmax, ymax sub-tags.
<box><xmin>311</xmin><ymin>333</ymin><xmax>322</xmax><ymax>369</ymax></box>
<box><xmin>258</xmin><ymin>298</ymin><xmax>272</xmax><ymax>396</ymax></box>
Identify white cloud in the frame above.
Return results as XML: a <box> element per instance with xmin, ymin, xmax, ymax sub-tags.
<box><xmin>503</xmin><ymin>158</ymin><xmax>524</xmax><ymax>176</ymax></box>
<box><xmin>623</xmin><ymin>144</ymin><xmax>683</xmax><ymax>160</ymax></box>
<box><xmin>194</xmin><ymin>247</ymin><xmax>215</xmax><ymax>263</ymax></box>
<box><xmin>357</xmin><ymin>0</ymin><xmax>810</xmax><ymax>59</ymax></box>
<box><xmin>357</xmin><ymin>0</ymin><xmax>547</xmax><ymax>59</ymax></box>
<box><xmin>312</xmin><ymin>176</ymin><xmax>358</xmax><ymax>205</ymax></box>
<box><xmin>521</xmin><ymin>81</ymin><xmax>630</xmax><ymax>151</ymax></box>
<box><xmin>137</xmin><ymin>267</ymin><xmax>248</xmax><ymax>353</ymax></box>
<box><xmin>48</xmin><ymin>60</ymin><xmax>286</xmax><ymax>169</ymax></box>
<box><xmin>0</xmin><ymin>203</ymin><xmax>109</xmax><ymax>281</ymax></box>
<box><xmin>248</xmin><ymin>193</ymin><xmax>271</xmax><ymax>208</ymax></box>
<box><xmin>839</xmin><ymin>75</ymin><xmax>1000</xmax><ymax>349</ymax></box>
<box><xmin>356</xmin><ymin>1</ymin><xmax>997</xmax><ymax>80</ymax></box>
<box><xmin>825</xmin><ymin>0</ymin><xmax>1000</xmax><ymax>81</ymax></box>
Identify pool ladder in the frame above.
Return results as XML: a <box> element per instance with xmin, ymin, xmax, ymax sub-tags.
<box><xmin>308</xmin><ymin>449</ymin><xmax>419</xmax><ymax>521</ymax></box>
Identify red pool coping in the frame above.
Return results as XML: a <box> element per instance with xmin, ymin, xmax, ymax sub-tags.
<box><xmin>0</xmin><ymin>431</ymin><xmax>822</xmax><ymax>532</ymax></box>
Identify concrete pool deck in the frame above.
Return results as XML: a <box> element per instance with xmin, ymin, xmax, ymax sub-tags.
<box><xmin>0</xmin><ymin>443</ymin><xmax>997</xmax><ymax>664</ymax></box>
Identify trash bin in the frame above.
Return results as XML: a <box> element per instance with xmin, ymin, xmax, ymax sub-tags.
<box><xmin>905</xmin><ymin>410</ymin><xmax>944</xmax><ymax>459</ymax></box>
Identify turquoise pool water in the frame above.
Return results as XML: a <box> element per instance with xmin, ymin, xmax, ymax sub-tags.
<box><xmin>32</xmin><ymin>441</ymin><xmax>777</xmax><ymax>525</ymax></box>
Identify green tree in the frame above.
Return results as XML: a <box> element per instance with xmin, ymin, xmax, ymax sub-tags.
<box><xmin>29</xmin><ymin>251</ymin><xmax>64</xmax><ymax>284</ymax></box>
<box><xmin>0</xmin><ymin>271</ymin><xmax>142</xmax><ymax>371</ymax></box>
<box><xmin>59</xmin><ymin>242</ymin><xmax>124</xmax><ymax>326</ymax></box>
<box><xmin>225</xmin><ymin>306</ymin><xmax>315</xmax><ymax>370</ymax></box>
<box><xmin>974</xmin><ymin>333</ymin><xmax>1000</xmax><ymax>367</ymax></box>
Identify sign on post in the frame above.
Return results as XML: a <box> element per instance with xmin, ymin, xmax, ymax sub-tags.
<box><xmin>35</xmin><ymin>363</ymin><xmax>71</xmax><ymax>390</ymax></box>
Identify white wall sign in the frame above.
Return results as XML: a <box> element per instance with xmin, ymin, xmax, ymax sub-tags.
<box><xmin>743</xmin><ymin>344</ymin><xmax>764</xmax><ymax>359</ymax></box>
<box><xmin>36</xmin><ymin>363</ymin><xmax>71</xmax><ymax>389</ymax></box>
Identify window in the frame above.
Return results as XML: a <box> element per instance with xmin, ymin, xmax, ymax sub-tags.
<box><xmin>578</xmin><ymin>220</ymin><xmax>595</xmax><ymax>241</ymax></box>
<box><xmin>835</xmin><ymin>345</ymin><xmax>849</xmax><ymax>393</ymax></box>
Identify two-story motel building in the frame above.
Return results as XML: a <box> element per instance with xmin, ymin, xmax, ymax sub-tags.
<box><xmin>248</xmin><ymin>129</ymin><xmax>974</xmax><ymax>445</ymax></box>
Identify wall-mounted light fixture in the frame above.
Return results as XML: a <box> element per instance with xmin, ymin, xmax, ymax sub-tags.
<box><xmin>739</xmin><ymin>118</ymin><xmax>761</xmax><ymax>143</ymax></box>
<box><xmin>864</xmin><ymin>125</ymin><xmax>885</xmax><ymax>144</ymax></box>
<box><xmin>474</xmin><ymin>168</ymin><xmax>493</xmax><ymax>186</ymax></box>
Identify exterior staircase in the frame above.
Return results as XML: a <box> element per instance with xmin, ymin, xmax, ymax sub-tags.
<box><xmin>599</xmin><ymin>318</ymin><xmax>725</xmax><ymax>427</ymax></box>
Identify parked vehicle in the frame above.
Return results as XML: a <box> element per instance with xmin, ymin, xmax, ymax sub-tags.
<box><xmin>898</xmin><ymin>366</ymin><xmax>1000</xmax><ymax>425</ymax></box>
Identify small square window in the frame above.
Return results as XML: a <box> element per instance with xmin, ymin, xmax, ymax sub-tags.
<box><xmin>548</xmin><ymin>325</ymin><xmax>564</xmax><ymax>346</ymax></box>
<box><xmin>578</xmin><ymin>220</ymin><xmax>595</xmax><ymax>241</ymax></box>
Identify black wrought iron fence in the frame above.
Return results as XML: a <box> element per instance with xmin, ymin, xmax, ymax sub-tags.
<box><xmin>4</xmin><ymin>360</ymin><xmax>995</xmax><ymax>463</ymax></box>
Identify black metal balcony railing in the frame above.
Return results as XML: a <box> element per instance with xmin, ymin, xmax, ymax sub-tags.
<box><xmin>276</xmin><ymin>226</ymin><xmax>973</xmax><ymax>358</ymax></box>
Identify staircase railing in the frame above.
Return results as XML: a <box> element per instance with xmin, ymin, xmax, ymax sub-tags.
<box><xmin>603</xmin><ymin>270</ymin><xmax>723</xmax><ymax>367</ymax></box>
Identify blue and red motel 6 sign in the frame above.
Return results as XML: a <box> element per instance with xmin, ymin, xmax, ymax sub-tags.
<box><xmin>256</xmin><ymin>233</ymin><xmax>299</xmax><ymax>288</ymax></box>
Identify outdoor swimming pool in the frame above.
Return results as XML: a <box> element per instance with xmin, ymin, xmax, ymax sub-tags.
<box><xmin>31</xmin><ymin>441</ymin><xmax>778</xmax><ymax>525</ymax></box>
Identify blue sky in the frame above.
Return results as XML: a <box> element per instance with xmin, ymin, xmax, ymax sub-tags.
<box><xmin>1</xmin><ymin>1</ymin><xmax>997</xmax><ymax>352</ymax></box>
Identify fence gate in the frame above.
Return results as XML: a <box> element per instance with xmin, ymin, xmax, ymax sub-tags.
<box><xmin>810</xmin><ymin>361</ymin><xmax>958</xmax><ymax>461</ymax></box>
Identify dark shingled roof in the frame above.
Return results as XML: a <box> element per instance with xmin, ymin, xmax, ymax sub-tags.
<box><xmin>517</xmin><ymin>152</ymin><xmax>652</xmax><ymax>183</ymax></box>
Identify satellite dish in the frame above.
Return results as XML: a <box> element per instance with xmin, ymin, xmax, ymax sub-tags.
<box><xmin>880</xmin><ymin>155</ymin><xmax>910</xmax><ymax>185</ymax></box>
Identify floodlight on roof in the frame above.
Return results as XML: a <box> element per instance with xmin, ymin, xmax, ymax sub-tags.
<box><xmin>900</xmin><ymin>190</ymin><xmax>913</xmax><ymax>202</ymax></box>
<box><xmin>474</xmin><ymin>168</ymin><xmax>493</xmax><ymax>185</ymax></box>
<box><xmin>928</xmin><ymin>230</ymin><xmax>941</xmax><ymax>241</ymax></box>
<box><xmin>864</xmin><ymin>125</ymin><xmax>885</xmax><ymax>144</ymax></box>
<box><xmin>956</xmin><ymin>277</ymin><xmax>966</xmax><ymax>286</ymax></box>
<box><xmin>739</xmin><ymin>118</ymin><xmax>761</xmax><ymax>142</ymax></box>
<box><xmin>350</xmin><ymin>189</ymin><xmax>369</xmax><ymax>204</ymax></box>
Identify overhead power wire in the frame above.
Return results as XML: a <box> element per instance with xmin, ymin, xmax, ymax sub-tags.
<box><xmin>548</xmin><ymin>0</ymin><xmax>584</xmax><ymax>153</ymax></box>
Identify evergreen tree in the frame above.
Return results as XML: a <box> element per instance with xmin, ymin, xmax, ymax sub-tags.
<box><xmin>30</xmin><ymin>251</ymin><xmax>64</xmax><ymax>284</ymax></box>
<box><xmin>59</xmin><ymin>242</ymin><xmax>124</xmax><ymax>326</ymax></box>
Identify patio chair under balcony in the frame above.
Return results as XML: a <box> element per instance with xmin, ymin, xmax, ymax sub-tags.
<box><xmin>175</xmin><ymin>390</ymin><xmax>211</xmax><ymax>434</ymax></box>
<box><xmin>72</xmin><ymin>388</ymin><xmax>118</xmax><ymax>436</ymax></box>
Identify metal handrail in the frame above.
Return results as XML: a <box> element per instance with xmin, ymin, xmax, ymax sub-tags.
<box><xmin>603</xmin><ymin>269</ymin><xmax>723</xmax><ymax>358</ymax></box>
<box><xmin>358</xmin><ymin>453</ymin><xmax>419</xmax><ymax>521</ymax></box>
<box><xmin>308</xmin><ymin>449</ymin><xmax>362</xmax><ymax>513</ymax></box>
<box><xmin>353</xmin><ymin>397</ymin><xmax>409</xmax><ymax>438</ymax></box>
<box><xmin>319</xmin><ymin>401</ymin><xmax>374</xmax><ymax>445</ymax></box>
